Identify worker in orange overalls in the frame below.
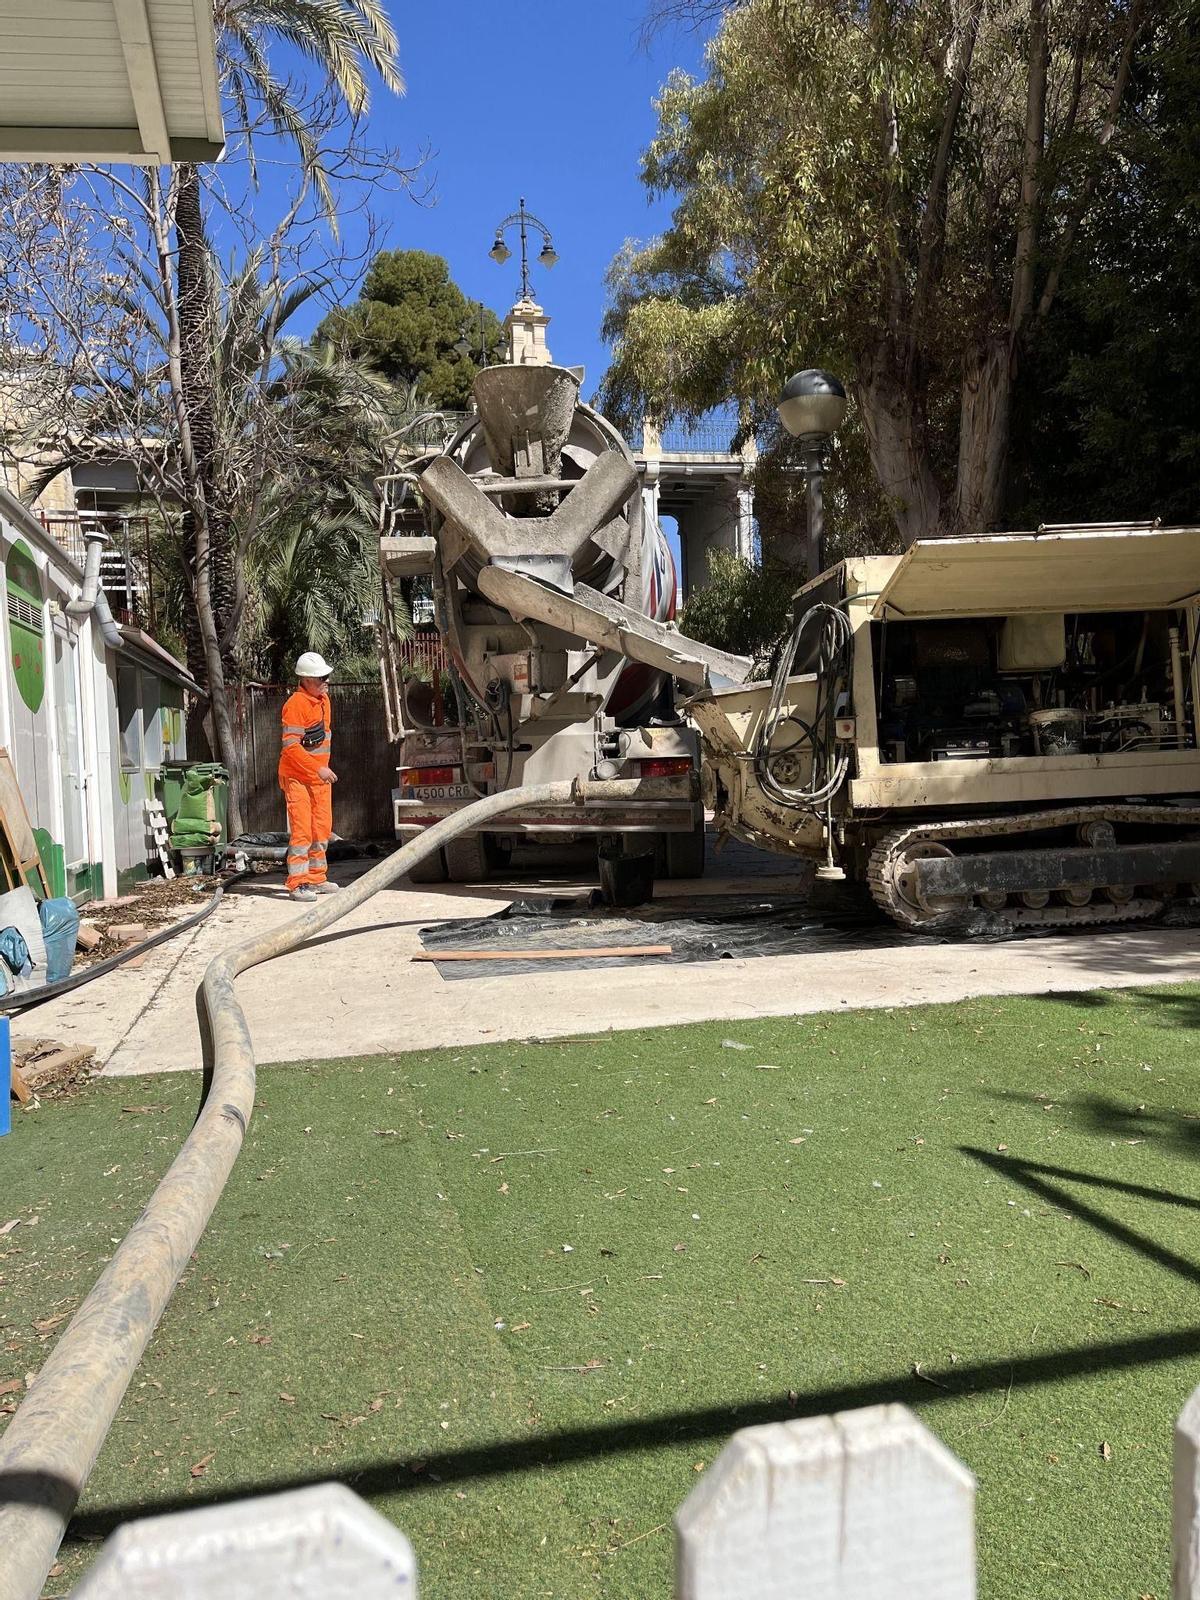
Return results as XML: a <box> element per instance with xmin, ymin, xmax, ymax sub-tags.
<box><xmin>279</xmin><ymin>651</ymin><xmax>339</xmax><ymax>902</ymax></box>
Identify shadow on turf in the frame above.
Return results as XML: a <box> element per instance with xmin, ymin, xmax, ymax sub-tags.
<box><xmin>1035</xmin><ymin>982</ymin><xmax>1200</xmax><ymax>1030</ymax></box>
<box><xmin>9</xmin><ymin>1318</ymin><xmax>1198</xmax><ymax>1543</ymax></box>
<box><xmin>11</xmin><ymin>1143</ymin><xmax>1200</xmax><ymax>1545</ymax></box>
<box><xmin>984</xmin><ymin>1088</ymin><xmax>1200</xmax><ymax>1162</ymax></box>
<box><xmin>961</xmin><ymin>1147</ymin><xmax>1200</xmax><ymax>1290</ymax></box>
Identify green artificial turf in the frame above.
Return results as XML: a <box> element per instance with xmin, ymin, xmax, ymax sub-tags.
<box><xmin>4</xmin><ymin>983</ymin><xmax>1200</xmax><ymax>1598</ymax></box>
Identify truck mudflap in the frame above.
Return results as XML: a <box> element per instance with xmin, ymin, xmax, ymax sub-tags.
<box><xmin>865</xmin><ymin>804</ymin><xmax>1200</xmax><ymax>931</ymax></box>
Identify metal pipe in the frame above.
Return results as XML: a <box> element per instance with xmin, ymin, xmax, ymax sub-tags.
<box><xmin>802</xmin><ymin>437</ymin><xmax>827</xmax><ymax>578</ymax></box>
<box><xmin>1169</xmin><ymin>625</ymin><xmax>1188</xmax><ymax>744</ymax></box>
<box><xmin>64</xmin><ymin>530</ymin><xmax>124</xmax><ymax>651</ymax></box>
<box><xmin>0</xmin><ymin>779</ymin><xmax>655</xmax><ymax>1600</ymax></box>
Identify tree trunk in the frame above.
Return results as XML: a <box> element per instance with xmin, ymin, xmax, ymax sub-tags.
<box><xmin>955</xmin><ymin>333</ymin><xmax>1012</xmax><ymax>534</ymax></box>
<box><xmin>855</xmin><ymin>341</ymin><xmax>942</xmax><ymax>548</ymax></box>
<box><xmin>174</xmin><ymin>163</ymin><xmax>244</xmax><ymax>838</ymax></box>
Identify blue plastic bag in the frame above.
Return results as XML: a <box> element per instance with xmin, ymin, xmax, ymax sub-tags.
<box><xmin>0</xmin><ymin>926</ymin><xmax>32</xmax><ymax>978</ymax></box>
<box><xmin>38</xmin><ymin>898</ymin><xmax>80</xmax><ymax>985</ymax></box>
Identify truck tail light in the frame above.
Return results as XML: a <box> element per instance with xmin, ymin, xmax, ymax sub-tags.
<box><xmin>632</xmin><ymin>757</ymin><xmax>693</xmax><ymax>778</ymax></box>
<box><xmin>399</xmin><ymin>765</ymin><xmax>459</xmax><ymax>786</ymax></box>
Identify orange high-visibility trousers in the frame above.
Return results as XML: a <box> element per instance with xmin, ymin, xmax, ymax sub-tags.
<box><xmin>283</xmin><ymin>776</ymin><xmax>333</xmax><ymax>889</ymax></box>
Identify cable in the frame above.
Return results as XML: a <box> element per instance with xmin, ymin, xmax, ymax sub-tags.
<box><xmin>753</xmin><ymin>602</ymin><xmax>853</xmax><ymax>811</ymax></box>
<box><xmin>0</xmin><ymin>878</ymin><xmax>239</xmax><ymax>1016</ymax></box>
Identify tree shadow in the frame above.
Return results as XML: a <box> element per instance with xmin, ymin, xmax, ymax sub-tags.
<box><xmin>986</xmin><ymin>1087</ymin><xmax>1200</xmax><ymax>1161</ymax></box>
<box><xmin>960</xmin><ymin>1146</ymin><xmax>1200</xmax><ymax>1279</ymax></box>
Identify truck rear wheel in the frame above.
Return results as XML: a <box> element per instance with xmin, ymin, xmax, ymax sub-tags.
<box><xmin>406</xmin><ymin>841</ymin><xmax>447</xmax><ymax>883</ymax></box>
<box><xmin>445</xmin><ymin>834</ymin><xmax>490</xmax><ymax>883</ymax></box>
<box><xmin>663</xmin><ymin>820</ymin><xmax>706</xmax><ymax>879</ymax></box>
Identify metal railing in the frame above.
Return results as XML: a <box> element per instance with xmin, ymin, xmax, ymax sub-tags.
<box><xmin>631</xmin><ymin>414</ymin><xmax>749</xmax><ymax>455</ymax></box>
<box><xmin>37</xmin><ymin>512</ymin><xmax>156</xmax><ymax>631</ymax></box>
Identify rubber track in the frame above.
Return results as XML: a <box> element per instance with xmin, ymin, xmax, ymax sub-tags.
<box><xmin>865</xmin><ymin>803</ymin><xmax>1200</xmax><ymax>933</ymax></box>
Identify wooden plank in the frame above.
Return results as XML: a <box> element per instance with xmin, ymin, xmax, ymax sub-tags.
<box><xmin>0</xmin><ymin>747</ymin><xmax>51</xmax><ymax>898</ymax></box>
<box><xmin>677</xmin><ymin>1405</ymin><xmax>976</xmax><ymax>1599</ymax></box>
<box><xmin>412</xmin><ymin>944</ymin><xmax>673</xmax><ymax>963</ymax></box>
<box><xmin>1176</xmin><ymin>1386</ymin><xmax>1200</xmax><ymax>1596</ymax></box>
<box><xmin>70</xmin><ymin>1482</ymin><xmax>415</xmax><ymax>1597</ymax></box>
<box><xmin>9</xmin><ymin>1065</ymin><xmax>32</xmax><ymax>1106</ymax></box>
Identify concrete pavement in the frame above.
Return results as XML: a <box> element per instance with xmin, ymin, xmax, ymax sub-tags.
<box><xmin>25</xmin><ymin>842</ymin><xmax>1200</xmax><ymax>1077</ymax></box>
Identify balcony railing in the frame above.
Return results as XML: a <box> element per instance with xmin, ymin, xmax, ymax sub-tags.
<box><xmin>38</xmin><ymin>512</ymin><xmax>156</xmax><ymax>631</ymax></box>
<box><xmin>630</xmin><ymin>412</ymin><xmax>750</xmax><ymax>455</ymax></box>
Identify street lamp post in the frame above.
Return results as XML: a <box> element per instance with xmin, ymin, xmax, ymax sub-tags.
<box><xmin>454</xmin><ymin>301</ymin><xmax>494</xmax><ymax>364</ymax></box>
<box><xmin>777</xmin><ymin>369</ymin><xmax>848</xmax><ymax>577</ymax></box>
<box><xmin>488</xmin><ymin>197</ymin><xmax>558</xmax><ymax>302</ymax></box>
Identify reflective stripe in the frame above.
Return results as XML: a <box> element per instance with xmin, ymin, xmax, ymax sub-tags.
<box><xmin>283</xmin><ymin>723</ymin><xmax>305</xmax><ymax>733</ymax></box>
<box><xmin>282</xmin><ymin>737</ymin><xmax>301</xmax><ymax>748</ymax></box>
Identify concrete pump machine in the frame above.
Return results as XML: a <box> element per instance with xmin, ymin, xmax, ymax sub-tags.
<box><xmin>378</xmin><ymin>359</ymin><xmax>1200</xmax><ymax>932</ymax></box>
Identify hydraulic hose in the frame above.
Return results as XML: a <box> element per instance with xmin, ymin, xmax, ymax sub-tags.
<box><xmin>0</xmin><ymin>778</ymin><xmax>665</xmax><ymax>1600</ymax></box>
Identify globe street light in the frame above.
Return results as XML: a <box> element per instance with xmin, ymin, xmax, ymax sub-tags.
<box><xmin>488</xmin><ymin>197</ymin><xmax>557</xmax><ymax>302</ymax></box>
<box><xmin>777</xmin><ymin>369</ymin><xmax>848</xmax><ymax>577</ymax></box>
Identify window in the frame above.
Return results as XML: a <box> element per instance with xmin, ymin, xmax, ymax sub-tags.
<box><xmin>117</xmin><ymin>661</ymin><xmax>141</xmax><ymax>769</ymax></box>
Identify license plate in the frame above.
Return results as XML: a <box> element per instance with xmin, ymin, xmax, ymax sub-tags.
<box><xmin>405</xmin><ymin>782</ymin><xmax>472</xmax><ymax>801</ymax></box>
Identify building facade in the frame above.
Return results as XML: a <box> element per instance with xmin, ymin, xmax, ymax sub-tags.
<box><xmin>0</xmin><ymin>483</ymin><xmax>197</xmax><ymax>900</ymax></box>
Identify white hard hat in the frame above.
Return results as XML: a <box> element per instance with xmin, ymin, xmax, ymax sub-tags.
<box><xmin>295</xmin><ymin>651</ymin><xmax>333</xmax><ymax>678</ymax></box>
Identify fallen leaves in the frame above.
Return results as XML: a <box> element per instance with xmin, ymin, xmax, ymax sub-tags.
<box><xmin>279</xmin><ymin>1393</ymin><xmax>296</xmax><ymax>1404</ymax></box>
<box><xmin>1100</xmin><ymin>1440</ymin><xmax>1113</xmax><ymax>1462</ymax></box>
<box><xmin>121</xmin><ymin>1104</ymin><xmax>168</xmax><ymax>1115</ymax></box>
<box><xmin>912</xmin><ymin>1362</ymin><xmax>952</xmax><ymax>1391</ymax></box>
<box><xmin>190</xmin><ymin>1451</ymin><xmax>215</xmax><ymax>1478</ymax></box>
<box><xmin>33</xmin><ymin>1312</ymin><xmax>71</xmax><ymax>1335</ymax></box>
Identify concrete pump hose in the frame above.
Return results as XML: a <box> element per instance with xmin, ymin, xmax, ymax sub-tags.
<box><xmin>0</xmin><ymin>778</ymin><xmax>641</xmax><ymax>1600</ymax></box>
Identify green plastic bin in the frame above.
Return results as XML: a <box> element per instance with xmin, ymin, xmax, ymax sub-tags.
<box><xmin>161</xmin><ymin>762</ymin><xmax>229</xmax><ymax>846</ymax></box>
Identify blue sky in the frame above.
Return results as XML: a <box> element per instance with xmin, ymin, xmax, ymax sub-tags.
<box><xmin>258</xmin><ymin>2</ymin><xmax>711</xmax><ymax>397</ymax></box>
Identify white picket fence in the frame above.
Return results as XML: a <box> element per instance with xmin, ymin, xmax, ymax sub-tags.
<box><xmin>74</xmin><ymin>1391</ymin><xmax>1200</xmax><ymax>1597</ymax></box>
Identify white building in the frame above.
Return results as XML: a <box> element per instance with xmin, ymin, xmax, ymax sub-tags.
<box><xmin>0</xmin><ymin>483</ymin><xmax>199</xmax><ymax>901</ymax></box>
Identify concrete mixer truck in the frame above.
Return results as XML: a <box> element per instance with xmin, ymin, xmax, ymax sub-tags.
<box><xmin>377</xmin><ymin>356</ymin><xmax>1200</xmax><ymax>934</ymax></box>
<box><xmin>376</xmin><ymin>360</ymin><xmax>724</xmax><ymax>903</ymax></box>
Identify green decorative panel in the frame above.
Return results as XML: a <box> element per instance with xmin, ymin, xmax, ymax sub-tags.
<box><xmin>70</xmin><ymin>862</ymin><xmax>103</xmax><ymax>903</ymax></box>
<box><xmin>6</xmin><ymin>540</ymin><xmax>45</xmax><ymax>713</ymax></box>
<box><xmin>32</xmin><ymin>827</ymin><xmax>65</xmax><ymax>899</ymax></box>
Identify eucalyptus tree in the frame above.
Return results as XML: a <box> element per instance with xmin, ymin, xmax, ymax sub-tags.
<box><xmin>603</xmin><ymin>0</ymin><xmax>1162</xmax><ymax>546</ymax></box>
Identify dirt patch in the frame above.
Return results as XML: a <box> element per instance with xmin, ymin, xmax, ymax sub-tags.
<box><xmin>76</xmin><ymin>876</ymin><xmax>220</xmax><ymax>968</ymax></box>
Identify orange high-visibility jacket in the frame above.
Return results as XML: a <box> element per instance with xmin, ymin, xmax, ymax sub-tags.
<box><xmin>279</xmin><ymin>688</ymin><xmax>333</xmax><ymax>784</ymax></box>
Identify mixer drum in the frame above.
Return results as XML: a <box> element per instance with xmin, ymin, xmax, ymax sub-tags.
<box><xmin>454</xmin><ymin>364</ymin><xmax>677</xmax><ymax>724</ymax></box>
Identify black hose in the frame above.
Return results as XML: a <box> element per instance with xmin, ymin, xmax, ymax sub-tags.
<box><xmin>0</xmin><ymin>877</ymin><xmax>238</xmax><ymax>1017</ymax></box>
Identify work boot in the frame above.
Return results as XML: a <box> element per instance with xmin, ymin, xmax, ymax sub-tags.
<box><xmin>289</xmin><ymin>886</ymin><xmax>318</xmax><ymax>903</ymax></box>
<box><xmin>313</xmin><ymin>881</ymin><xmax>340</xmax><ymax>894</ymax></box>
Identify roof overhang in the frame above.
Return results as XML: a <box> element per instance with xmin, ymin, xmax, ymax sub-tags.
<box><xmin>0</xmin><ymin>0</ymin><xmax>224</xmax><ymax>165</ymax></box>
<box><xmin>118</xmin><ymin>622</ymin><xmax>204</xmax><ymax>695</ymax></box>
<box><xmin>872</xmin><ymin>526</ymin><xmax>1200</xmax><ymax>619</ymax></box>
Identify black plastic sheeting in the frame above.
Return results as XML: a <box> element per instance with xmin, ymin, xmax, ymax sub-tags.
<box><xmin>416</xmin><ymin>888</ymin><xmax>1200</xmax><ymax>979</ymax></box>
<box><xmin>417</xmin><ymin>891</ymin><xmax>939</xmax><ymax>979</ymax></box>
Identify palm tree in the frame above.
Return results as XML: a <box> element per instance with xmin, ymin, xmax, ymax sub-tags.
<box><xmin>173</xmin><ymin>0</ymin><xmax>403</xmax><ymax>828</ymax></box>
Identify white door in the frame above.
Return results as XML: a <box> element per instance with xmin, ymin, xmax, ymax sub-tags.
<box><xmin>52</xmin><ymin>619</ymin><xmax>88</xmax><ymax>875</ymax></box>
